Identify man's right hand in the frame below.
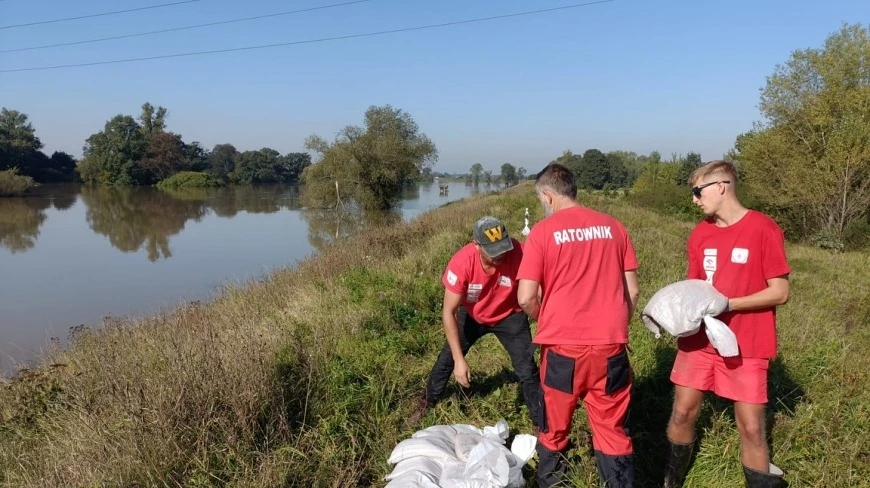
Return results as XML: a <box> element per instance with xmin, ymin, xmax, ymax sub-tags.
<box><xmin>453</xmin><ymin>359</ymin><xmax>471</xmax><ymax>388</ymax></box>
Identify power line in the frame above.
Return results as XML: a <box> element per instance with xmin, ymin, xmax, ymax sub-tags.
<box><xmin>1</xmin><ymin>0</ymin><xmax>373</xmax><ymax>53</ymax></box>
<box><xmin>0</xmin><ymin>0</ymin><xmax>614</xmax><ymax>73</ymax></box>
<box><xmin>0</xmin><ymin>0</ymin><xmax>204</xmax><ymax>30</ymax></box>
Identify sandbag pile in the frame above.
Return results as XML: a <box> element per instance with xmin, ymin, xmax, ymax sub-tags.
<box><xmin>385</xmin><ymin>419</ymin><xmax>537</xmax><ymax>488</ymax></box>
<box><xmin>641</xmin><ymin>279</ymin><xmax>739</xmax><ymax>357</ymax></box>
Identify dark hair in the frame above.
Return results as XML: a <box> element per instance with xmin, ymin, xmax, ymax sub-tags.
<box><xmin>535</xmin><ymin>163</ymin><xmax>577</xmax><ymax>199</ymax></box>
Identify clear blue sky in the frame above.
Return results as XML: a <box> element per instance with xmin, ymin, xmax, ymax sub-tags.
<box><xmin>1</xmin><ymin>0</ymin><xmax>867</xmax><ymax>173</ymax></box>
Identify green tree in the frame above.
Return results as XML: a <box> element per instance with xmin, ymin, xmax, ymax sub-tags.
<box><xmin>577</xmin><ymin>148</ymin><xmax>609</xmax><ymax>189</ymax></box>
<box><xmin>736</xmin><ymin>23</ymin><xmax>870</xmax><ymax>239</ymax></box>
<box><xmin>279</xmin><ymin>152</ymin><xmax>311</xmax><ymax>183</ymax></box>
<box><xmin>469</xmin><ymin>163</ymin><xmax>483</xmax><ymax>185</ymax></box>
<box><xmin>0</xmin><ymin>108</ymin><xmax>43</xmax><ymax>173</ymax></box>
<box><xmin>141</xmin><ymin>132</ymin><xmax>186</xmax><ymax>183</ymax></box>
<box><xmin>483</xmin><ymin>170</ymin><xmax>493</xmax><ymax>185</ymax></box>
<box><xmin>208</xmin><ymin>144</ymin><xmax>238</xmax><ymax>180</ymax></box>
<box><xmin>77</xmin><ymin>115</ymin><xmax>148</xmax><ymax>185</ymax></box>
<box><xmin>550</xmin><ymin>150</ymin><xmax>582</xmax><ymax>175</ymax></box>
<box><xmin>517</xmin><ymin>167</ymin><xmax>527</xmax><ymax>180</ymax></box>
<box><xmin>182</xmin><ymin>141</ymin><xmax>209</xmax><ymax>173</ymax></box>
<box><xmin>139</xmin><ymin>102</ymin><xmax>168</xmax><ymax>136</ymax></box>
<box><xmin>676</xmin><ymin>151</ymin><xmax>703</xmax><ymax>185</ymax></box>
<box><xmin>302</xmin><ymin>105</ymin><xmax>437</xmax><ymax>210</ymax></box>
<box><xmin>231</xmin><ymin>148</ymin><xmax>284</xmax><ymax>184</ymax></box>
<box><xmin>500</xmin><ymin>163</ymin><xmax>518</xmax><ymax>187</ymax></box>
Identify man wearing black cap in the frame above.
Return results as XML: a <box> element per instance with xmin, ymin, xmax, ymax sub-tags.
<box><xmin>409</xmin><ymin>216</ymin><xmax>543</xmax><ymax>429</ymax></box>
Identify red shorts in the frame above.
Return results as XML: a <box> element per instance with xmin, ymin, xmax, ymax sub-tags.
<box><xmin>670</xmin><ymin>348</ymin><xmax>769</xmax><ymax>404</ymax></box>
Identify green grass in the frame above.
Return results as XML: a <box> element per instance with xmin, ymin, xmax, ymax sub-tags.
<box><xmin>1</xmin><ymin>183</ymin><xmax>868</xmax><ymax>487</ymax></box>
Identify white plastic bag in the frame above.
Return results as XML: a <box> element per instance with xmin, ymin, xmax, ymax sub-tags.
<box><xmin>387</xmin><ymin>419</ymin><xmax>535</xmax><ymax>487</ymax></box>
<box><xmin>388</xmin><ymin>436</ymin><xmax>459</xmax><ymax>465</ymax></box>
<box><xmin>454</xmin><ymin>432</ymin><xmax>485</xmax><ymax>462</ymax></box>
<box><xmin>703</xmin><ymin>316</ymin><xmax>739</xmax><ymax>357</ymax></box>
<box><xmin>385</xmin><ymin>457</ymin><xmax>443</xmax><ymax>481</ymax></box>
<box><xmin>641</xmin><ymin>279</ymin><xmax>739</xmax><ymax>357</ymax></box>
<box><xmin>384</xmin><ymin>470</ymin><xmax>440</xmax><ymax>488</ymax></box>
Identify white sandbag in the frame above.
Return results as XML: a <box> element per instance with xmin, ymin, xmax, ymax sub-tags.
<box><xmin>384</xmin><ymin>470</ymin><xmax>440</xmax><ymax>488</ymax></box>
<box><xmin>641</xmin><ymin>279</ymin><xmax>738</xmax><ymax>356</ymax></box>
<box><xmin>388</xmin><ymin>436</ymin><xmax>459</xmax><ymax>465</ymax></box>
<box><xmin>641</xmin><ymin>279</ymin><xmax>729</xmax><ymax>338</ymax></box>
<box><xmin>454</xmin><ymin>431</ymin><xmax>485</xmax><ymax>462</ymax></box>
<box><xmin>441</xmin><ymin>439</ymin><xmax>510</xmax><ymax>487</ymax></box>
<box><xmin>412</xmin><ymin>425</ymin><xmax>457</xmax><ymax>441</ymax></box>
<box><xmin>453</xmin><ymin>424</ymin><xmax>484</xmax><ymax>437</ymax></box>
<box><xmin>509</xmin><ymin>434</ymin><xmax>537</xmax><ymax>465</ymax></box>
<box><xmin>438</xmin><ymin>459</ymin><xmax>468</xmax><ymax>484</ymax></box>
<box><xmin>703</xmin><ymin>316</ymin><xmax>739</xmax><ymax>357</ymax></box>
<box><xmin>384</xmin><ymin>457</ymin><xmax>443</xmax><ymax>481</ymax></box>
<box><xmin>482</xmin><ymin>419</ymin><xmax>510</xmax><ymax>442</ymax></box>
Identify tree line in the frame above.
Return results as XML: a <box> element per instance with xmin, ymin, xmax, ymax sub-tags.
<box><xmin>0</xmin><ymin>103</ymin><xmax>311</xmax><ymax>191</ymax></box>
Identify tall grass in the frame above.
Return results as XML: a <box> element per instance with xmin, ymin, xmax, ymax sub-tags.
<box><xmin>1</xmin><ymin>184</ymin><xmax>868</xmax><ymax>487</ymax></box>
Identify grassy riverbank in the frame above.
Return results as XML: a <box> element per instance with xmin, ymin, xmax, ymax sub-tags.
<box><xmin>2</xmin><ymin>183</ymin><xmax>868</xmax><ymax>487</ymax></box>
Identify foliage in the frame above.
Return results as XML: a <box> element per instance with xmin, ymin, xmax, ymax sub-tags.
<box><xmin>208</xmin><ymin>144</ymin><xmax>238</xmax><ymax>180</ymax></box>
<box><xmin>0</xmin><ymin>108</ymin><xmax>77</xmax><ymax>183</ymax></box>
<box><xmin>675</xmin><ymin>151</ymin><xmax>703</xmax><ymax>185</ymax></box>
<box><xmin>302</xmin><ymin>105</ymin><xmax>437</xmax><ymax>210</ymax></box>
<box><xmin>77</xmin><ymin>115</ymin><xmax>148</xmax><ymax>186</ymax></box>
<box><xmin>0</xmin><ymin>168</ymin><xmax>36</xmax><ymax>196</ymax></box>
<box><xmin>230</xmin><ymin>149</ymin><xmax>310</xmax><ymax>184</ymax></box>
<box><xmin>499</xmin><ymin>162</ymin><xmax>518</xmax><ymax>187</ymax></box>
<box><xmin>469</xmin><ymin>163</ymin><xmax>483</xmax><ymax>185</ymax></box>
<box><xmin>734</xmin><ymin>23</ymin><xmax>870</xmax><ymax>241</ymax></box>
<box><xmin>156</xmin><ymin>171</ymin><xmax>225</xmax><ymax>190</ymax></box>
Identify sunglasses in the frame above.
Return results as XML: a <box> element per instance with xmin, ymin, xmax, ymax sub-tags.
<box><xmin>691</xmin><ymin>180</ymin><xmax>731</xmax><ymax>198</ymax></box>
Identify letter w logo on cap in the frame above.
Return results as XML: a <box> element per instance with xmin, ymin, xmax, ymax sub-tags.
<box><xmin>483</xmin><ymin>226</ymin><xmax>503</xmax><ymax>242</ymax></box>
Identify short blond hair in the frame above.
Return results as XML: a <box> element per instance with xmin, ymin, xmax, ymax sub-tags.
<box><xmin>689</xmin><ymin>160</ymin><xmax>738</xmax><ymax>186</ymax></box>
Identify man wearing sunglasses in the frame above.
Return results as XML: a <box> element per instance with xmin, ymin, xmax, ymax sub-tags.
<box><xmin>664</xmin><ymin>160</ymin><xmax>791</xmax><ymax>488</ymax></box>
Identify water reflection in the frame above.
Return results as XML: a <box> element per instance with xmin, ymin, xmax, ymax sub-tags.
<box><xmin>82</xmin><ymin>187</ymin><xmax>209</xmax><ymax>261</ymax></box>
<box><xmin>301</xmin><ymin>207</ymin><xmax>401</xmax><ymax>252</ymax></box>
<box><xmin>0</xmin><ymin>182</ymin><xmax>469</xmax><ymax>258</ymax></box>
<box><xmin>0</xmin><ymin>198</ymin><xmax>50</xmax><ymax>253</ymax></box>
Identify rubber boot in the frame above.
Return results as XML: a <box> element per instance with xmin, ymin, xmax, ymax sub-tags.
<box><xmin>663</xmin><ymin>438</ymin><xmax>694</xmax><ymax>488</ymax></box>
<box><xmin>743</xmin><ymin>463</ymin><xmax>784</xmax><ymax>488</ymax></box>
<box><xmin>536</xmin><ymin>444</ymin><xmax>567</xmax><ymax>488</ymax></box>
<box><xmin>594</xmin><ymin>450</ymin><xmax>635</xmax><ymax>488</ymax></box>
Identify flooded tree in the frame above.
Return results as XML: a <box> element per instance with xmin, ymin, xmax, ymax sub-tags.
<box><xmin>302</xmin><ymin>105</ymin><xmax>437</xmax><ymax>210</ymax></box>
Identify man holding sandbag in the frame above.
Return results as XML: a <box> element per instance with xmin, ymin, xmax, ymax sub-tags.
<box><xmin>664</xmin><ymin>160</ymin><xmax>791</xmax><ymax>488</ymax></box>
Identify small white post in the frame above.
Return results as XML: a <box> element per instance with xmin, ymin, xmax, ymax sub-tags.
<box><xmin>522</xmin><ymin>207</ymin><xmax>531</xmax><ymax>237</ymax></box>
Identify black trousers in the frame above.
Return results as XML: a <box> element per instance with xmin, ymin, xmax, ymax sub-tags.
<box><xmin>424</xmin><ymin>308</ymin><xmax>543</xmax><ymax>428</ymax></box>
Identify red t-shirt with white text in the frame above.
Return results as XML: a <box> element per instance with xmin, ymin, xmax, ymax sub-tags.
<box><xmin>441</xmin><ymin>239</ymin><xmax>524</xmax><ymax>325</ymax></box>
<box><xmin>679</xmin><ymin>210</ymin><xmax>790</xmax><ymax>358</ymax></box>
<box><xmin>517</xmin><ymin>206</ymin><xmax>638</xmax><ymax>345</ymax></box>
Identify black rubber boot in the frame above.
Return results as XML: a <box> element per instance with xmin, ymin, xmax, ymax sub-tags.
<box><xmin>536</xmin><ymin>444</ymin><xmax>567</xmax><ymax>488</ymax></box>
<box><xmin>743</xmin><ymin>464</ymin><xmax>784</xmax><ymax>488</ymax></box>
<box><xmin>594</xmin><ymin>450</ymin><xmax>635</xmax><ymax>488</ymax></box>
<box><xmin>663</xmin><ymin>438</ymin><xmax>694</xmax><ymax>488</ymax></box>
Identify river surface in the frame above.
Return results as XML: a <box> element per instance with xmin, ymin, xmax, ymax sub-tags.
<box><xmin>0</xmin><ymin>181</ymin><xmax>484</xmax><ymax>373</ymax></box>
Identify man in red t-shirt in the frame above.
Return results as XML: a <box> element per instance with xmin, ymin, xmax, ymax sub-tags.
<box><xmin>664</xmin><ymin>160</ymin><xmax>790</xmax><ymax>488</ymax></box>
<box><xmin>409</xmin><ymin>216</ymin><xmax>543</xmax><ymax>430</ymax></box>
<box><xmin>517</xmin><ymin>164</ymin><xmax>640</xmax><ymax>488</ymax></box>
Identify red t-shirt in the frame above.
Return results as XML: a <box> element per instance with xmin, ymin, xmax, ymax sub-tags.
<box><xmin>517</xmin><ymin>206</ymin><xmax>638</xmax><ymax>345</ymax></box>
<box><xmin>679</xmin><ymin>210</ymin><xmax>790</xmax><ymax>359</ymax></box>
<box><xmin>441</xmin><ymin>239</ymin><xmax>524</xmax><ymax>325</ymax></box>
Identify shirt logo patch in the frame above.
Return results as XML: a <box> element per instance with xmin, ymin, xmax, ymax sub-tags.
<box><xmin>731</xmin><ymin>248</ymin><xmax>749</xmax><ymax>264</ymax></box>
<box><xmin>467</xmin><ymin>283</ymin><xmax>483</xmax><ymax>302</ymax></box>
<box><xmin>498</xmin><ymin>276</ymin><xmax>512</xmax><ymax>288</ymax></box>
<box><xmin>446</xmin><ymin>270</ymin><xmax>458</xmax><ymax>286</ymax></box>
